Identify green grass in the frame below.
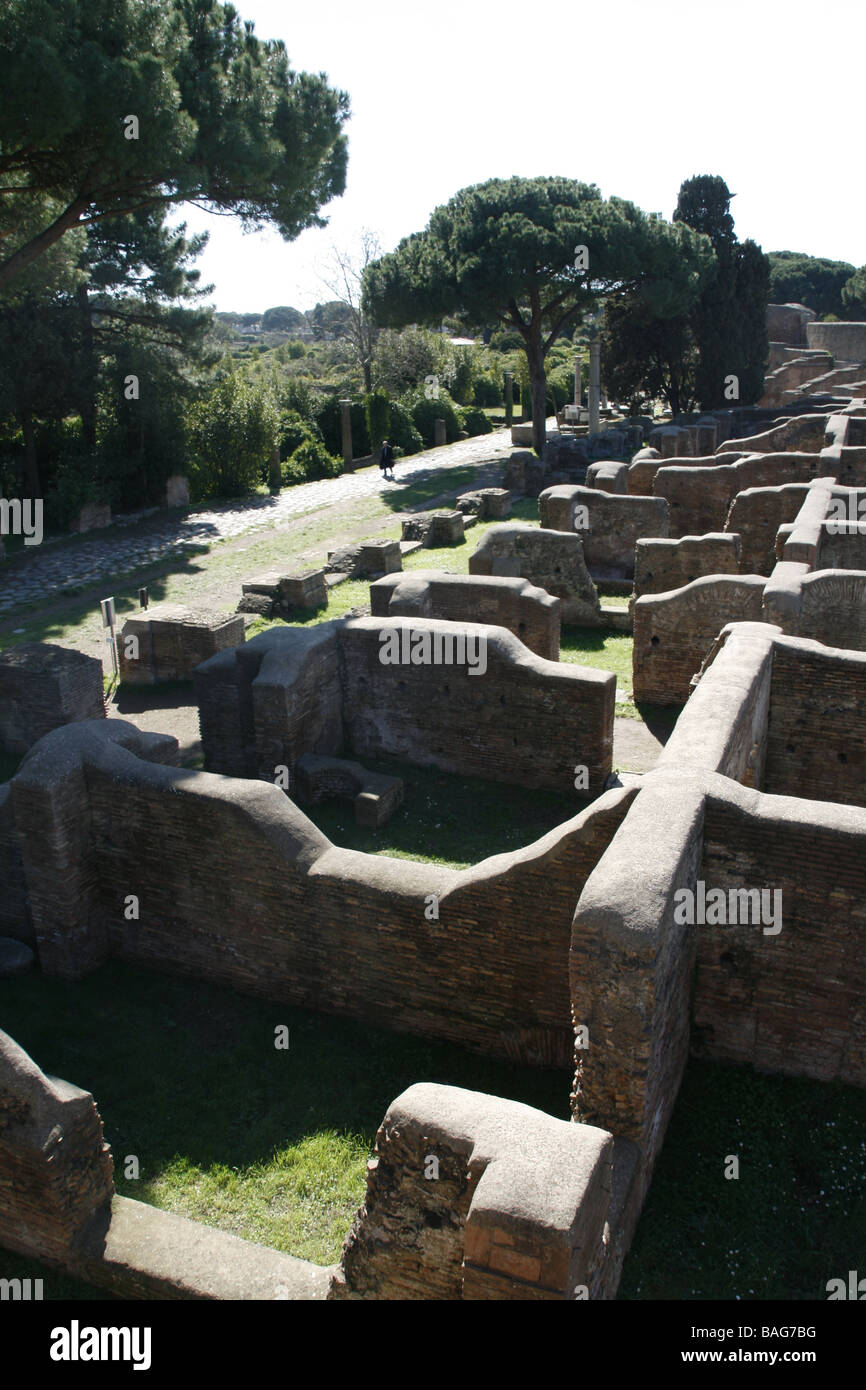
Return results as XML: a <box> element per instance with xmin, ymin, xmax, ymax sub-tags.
<box><xmin>620</xmin><ymin>1059</ymin><xmax>866</xmax><ymax>1301</ymax></box>
<box><xmin>0</xmin><ymin>962</ymin><xmax>570</xmax><ymax>1270</ymax></box>
<box><xmin>300</xmin><ymin>754</ymin><xmax>577</xmax><ymax>868</ymax></box>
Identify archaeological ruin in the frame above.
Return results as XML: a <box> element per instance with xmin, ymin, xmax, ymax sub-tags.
<box><xmin>2</xmin><ymin>379</ymin><xmax>866</xmax><ymax>1303</ymax></box>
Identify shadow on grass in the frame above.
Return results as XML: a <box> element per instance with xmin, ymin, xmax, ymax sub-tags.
<box><xmin>0</xmin><ymin>958</ymin><xmax>570</xmax><ymax>1202</ymax></box>
<box><xmin>619</xmin><ymin>1058</ymin><xmax>866</xmax><ymax>1300</ymax></box>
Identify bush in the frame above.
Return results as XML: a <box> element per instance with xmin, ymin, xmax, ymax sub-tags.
<box><xmin>43</xmin><ymin>456</ymin><xmax>106</xmax><ymax>532</ymax></box>
<box><xmin>189</xmin><ymin>375</ymin><xmax>277</xmax><ymax>500</ymax></box>
<box><xmin>313</xmin><ymin>396</ymin><xmax>370</xmax><ymax>459</ymax></box>
<box><xmin>472</xmin><ymin>374</ymin><xmax>502</xmax><ymax>407</ymax></box>
<box><xmin>281</xmin><ymin>437</ymin><xmax>342</xmax><ymax>485</ymax></box>
<box><xmin>276</xmin><ymin>410</ymin><xmax>324</xmax><ymax>483</ymax></box>
<box><xmin>365</xmin><ymin>390</ymin><xmax>391</xmax><ymax>451</ymax></box>
<box><xmin>406</xmin><ymin>389</ymin><xmax>462</xmax><ymax>447</ymax></box>
<box><xmin>459</xmin><ymin>406</ymin><xmax>493</xmax><ymax>437</ymax></box>
<box><xmin>386</xmin><ymin>399</ymin><xmax>423</xmax><ymax>456</ymax></box>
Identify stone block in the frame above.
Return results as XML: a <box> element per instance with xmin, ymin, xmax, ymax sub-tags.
<box><xmin>69</xmin><ymin>503</ymin><xmax>111</xmax><ymax>534</ymax></box>
<box><xmin>400</xmin><ymin>512</ymin><xmax>465</xmax><ymax>547</ymax></box>
<box><xmin>119</xmin><ymin>604</ymin><xmax>245</xmax><ymax>685</ymax></box>
<box><xmin>0</xmin><ymin>642</ymin><xmax>105</xmax><ymax>756</ymax></box>
<box><xmin>164</xmin><ymin>475</ymin><xmax>190</xmax><ymax>508</ymax></box>
<box><xmin>469</xmin><ymin>522</ymin><xmax>602</xmax><ymax>626</ymax></box>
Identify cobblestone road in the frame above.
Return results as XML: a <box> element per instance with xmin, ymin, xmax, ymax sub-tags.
<box><xmin>0</xmin><ymin>431</ymin><xmax>513</xmax><ymax>617</ymax></box>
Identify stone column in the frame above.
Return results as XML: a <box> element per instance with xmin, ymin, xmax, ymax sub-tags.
<box><xmin>574</xmin><ymin>355</ymin><xmax>582</xmax><ymax>409</ymax></box>
<box><xmin>504</xmin><ymin>371</ymin><xmax>513</xmax><ymax>427</ymax></box>
<box><xmin>268</xmin><ymin>444</ymin><xmax>281</xmax><ymax>494</ymax></box>
<box><xmin>588</xmin><ymin>338</ymin><xmax>601</xmax><ymax>436</ymax></box>
<box><xmin>340</xmin><ymin>400</ymin><xmax>353</xmax><ymax>472</ymax></box>
<box><xmin>434</xmin><ymin>418</ymin><xmax>447</xmax><ymax>448</ymax></box>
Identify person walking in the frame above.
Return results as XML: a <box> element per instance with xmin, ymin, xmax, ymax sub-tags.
<box><xmin>379</xmin><ymin>438</ymin><xmax>395</xmax><ymax>481</ymax></box>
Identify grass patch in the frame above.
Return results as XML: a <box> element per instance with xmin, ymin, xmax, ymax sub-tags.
<box><xmin>0</xmin><ymin>962</ymin><xmax>570</xmax><ymax>1270</ymax></box>
<box><xmin>620</xmin><ymin>1059</ymin><xmax>866</xmax><ymax>1300</ymax></box>
<box><xmin>301</xmin><ymin>754</ymin><xmax>577</xmax><ymax>868</ymax></box>
<box><xmin>561</xmin><ymin>625</ymin><xmax>633</xmax><ymax>701</ymax></box>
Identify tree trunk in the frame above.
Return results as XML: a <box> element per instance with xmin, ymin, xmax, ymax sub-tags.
<box><xmin>526</xmin><ymin>325</ymin><xmax>548</xmax><ymax>454</ymax></box>
<box><xmin>77</xmin><ymin>284</ymin><xmax>98</xmax><ymax>451</ymax></box>
<box><xmin>21</xmin><ymin>412</ymin><xmax>40</xmax><ymax>498</ymax></box>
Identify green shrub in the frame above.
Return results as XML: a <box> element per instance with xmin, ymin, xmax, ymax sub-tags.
<box><xmin>43</xmin><ymin>457</ymin><xmax>106</xmax><ymax>532</ymax></box>
<box><xmin>472</xmin><ymin>375</ymin><xmax>501</xmax><ymax>407</ymax></box>
<box><xmin>189</xmin><ymin>375</ymin><xmax>277</xmax><ymax>500</ymax></box>
<box><xmin>387</xmin><ymin>399</ymin><xmax>423</xmax><ymax>456</ymax></box>
<box><xmin>406</xmin><ymin>389</ymin><xmax>462</xmax><ymax>447</ymax></box>
<box><xmin>285</xmin><ymin>340</ymin><xmax>307</xmax><ymax>359</ymax></box>
<box><xmin>459</xmin><ymin>406</ymin><xmax>493</xmax><ymax>437</ymax></box>
<box><xmin>314</xmin><ymin>396</ymin><xmax>371</xmax><ymax>459</ymax></box>
<box><xmin>282</xmin><ymin>438</ymin><xmax>342</xmax><ymax>484</ymax></box>
<box><xmin>365</xmin><ymin>390</ymin><xmax>391</xmax><ymax>451</ymax></box>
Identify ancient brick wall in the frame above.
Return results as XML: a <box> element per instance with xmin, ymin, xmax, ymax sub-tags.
<box><xmin>0</xmin><ymin>1030</ymin><xmax>113</xmax><ymax>1266</ymax></box>
<box><xmin>12</xmin><ymin>720</ymin><xmax>633</xmax><ymax>1062</ymax></box>
<box><xmin>633</xmin><ymin>534</ymin><xmax>740</xmax><ymax>599</ymax></box>
<box><xmin>797</xmin><ymin>571</ymin><xmax>866</xmax><ymax>651</ymax></box>
<box><xmin>0</xmin><ymin>642</ymin><xmax>104</xmax><ymax>757</ymax></box>
<box><xmin>632</xmin><ymin>577</ymin><xmax>766</xmax><ymax>705</ymax></box>
<box><xmin>657</xmin><ymin>623</ymin><xmax>776</xmax><ymax>789</ymax></box>
<box><xmin>331</xmin><ymin>1084</ymin><xmax>614</xmax><ymax>1300</ymax></box>
<box><xmin>570</xmin><ymin>770</ymin><xmax>704</xmax><ymax>1195</ymax></box>
<box><xmin>763</xmin><ymin>639</ymin><xmax>866</xmax><ymax>806</ymax></box>
<box><xmin>693</xmin><ymin>790</ymin><xmax>866</xmax><ymax>1085</ymax></box>
<box><xmin>538</xmin><ymin>486</ymin><xmax>669</xmax><ymax>579</ymax></box>
<box><xmin>340</xmin><ymin>618</ymin><xmax>614</xmax><ymax>796</ymax></box>
<box><xmin>655</xmin><ymin>454</ymin><xmax>819</xmax><ymax>539</ymax></box>
<box><xmin>369</xmin><ymin>571</ymin><xmax>560</xmax><ymax>661</ymax></box>
<box><xmin>195</xmin><ymin>625</ymin><xmax>344</xmax><ymax>779</ymax></box>
<box><xmin>819</xmin><ymin>521</ymin><xmax>866</xmax><ymax>570</ymax></box>
<box><xmin>725</xmin><ymin>484</ymin><xmax>809</xmax><ymax>577</ymax></box>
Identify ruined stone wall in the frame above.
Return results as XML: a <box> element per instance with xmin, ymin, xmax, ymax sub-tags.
<box><xmin>369</xmin><ymin>571</ymin><xmax>560</xmax><ymax>662</ymax></box>
<box><xmin>0</xmin><ymin>642</ymin><xmax>104</xmax><ymax>757</ymax></box>
<box><xmin>819</xmin><ymin>521</ymin><xmax>866</xmax><ymax>569</ymax></box>
<box><xmin>797</xmin><ymin>571</ymin><xmax>866</xmax><ymax>651</ymax></box>
<box><xmin>570</xmin><ymin>770</ymin><xmax>704</xmax><ymax>1196</ymax></box>
<box><xmin>763</xmin><ymin>639</ymin><xmax>866</xmax><ymax>806</ymax></box>
<box><xmin>538</xmin><ymin>485</ymin><xmax>669</xmax><ymax>579</ymax></box>
<box><xmin>725</xmin><ymin>484</ymin><xmax>809</xmax><ymax>577</ymax></box>
<box><xmin>0</xmin><ymin>785</ymin><xmax>29</xmax><ymax>943</ymax></box>
<box><xmin>0</xmin><ymin>1030</ymin><xmax>113</xmax><ymax>1266</ymax></box>
<box><xmin>655</xmin><ymin>454</ymin><xmax>819</xmax><ymax>539</ymax></box>
<box><xmin>632</xmin><ymin>577</ymin><xmax>766</xmax><ymax>705</ymax></box>
<box><xmin>633</xmin><ymin>534</ymin><xmax>740</xmax><ymax>600</ymax></box>
<box><xmin>720</xmin><ymin>415</ymin><xmax>828</xmax><ymax>456</ymax></box>
<box><xmin>694</xmin><ymin>790</ymin><xmax>866</xmax><ymax>1085</ymax></box>
<box><xmin>331</xmin><ymin>1084</ymin><xmax>614</xmax><ymax>1301</ymax></box>
<box><xmin>196</xmin><ymin>625</ymin><xmax>344</xmax><ymax>780</ymax></box>
<box><xmin>13</xmin><ymin>720</ymin><xmax>632</xmax><ymax>1063</ymax></box>
<box><xmin>340</xmin><ymin>618</ymin><xmax>614</xmax><ymax>796</ymax></box>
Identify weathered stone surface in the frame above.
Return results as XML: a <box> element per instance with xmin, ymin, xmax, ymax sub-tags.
<box><xmin>539</xmin><ymin>485</ymin><xmax>669</xmax><ymax>580</ymax></box>
<box><xmin>236</xmin><ymin>592</ymin><xmax>274</xmax><ymax>617</ymax></box>
<box><xmin>164</xmin><ymin>475</ymin><xmax>190</xmax><ymax>508</ymax></box>
<box><xmin>331</xmin><ymin>1083</ymin><xmax>614</xmax><ymax>1301</ymax></box>
<box><xmin>326</xmin><ymin>541</ymin><xmax>403</xmax><ymax>577</ymax></box>
<box><xmin>9</xmin><ymin>716</ymin><xmax>629</xmax><ymax>1061</ymax></box>
<box><xmin>0</xmin><ymin>1029</ymin><xmax>114</xmax><ymax>1266</ymax></box>
<box><xmin>0</xmin><ymin>641</ymin><xmax>105</xmax><ymax>756</ymax></box>
<box><xmin>295</xmin><ymin>753</ymin><xmax>404</xmax><ymax>828</ymax></box>
<box><xmin>469</xmin><ymin>522</ymin><xmax>602</xmax><ymax>625</ymax></box>
<box><xmin>370</xmin><ymin>570</ymin><xmax>561</xmax><ymax>660</ymax></box>
<box><xmin>632</xmin><ymin>576</ymin><xmax>765</xmax><ymax>704</ymax></box>
<box><xmin>585</xmin><ymin>461</ymin><xmax>628</xmax><ymax>493</ymax></box>
<box><xmin>633</xmin><ymin>533</ymin><xmax>741</xmax><ymax>599</ymax></box>
<box><xmin>400</xmin><ymin>512</ymin><xmax>465</xmax><ymax>547</ymax></box>
<box><xmin>119</xmin><ymin>603</ymin><xmax>245</xmax><ymax>685</ymax></box>
<box><xmin>0</xmin><ymin>937</ymin><xmax>34</xmax><ymax>977</ymax></box>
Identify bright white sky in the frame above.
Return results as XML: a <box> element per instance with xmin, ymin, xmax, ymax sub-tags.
<box><xmin>178</xmin><ymin>0</ymin><xmax>865</xmax><ymax>314</ymax></box>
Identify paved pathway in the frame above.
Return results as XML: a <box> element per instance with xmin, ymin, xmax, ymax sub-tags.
<box><xmin>0</xmin><ymin>432</ymin><xmax>513</xmax><ymax>617</ymax></box>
